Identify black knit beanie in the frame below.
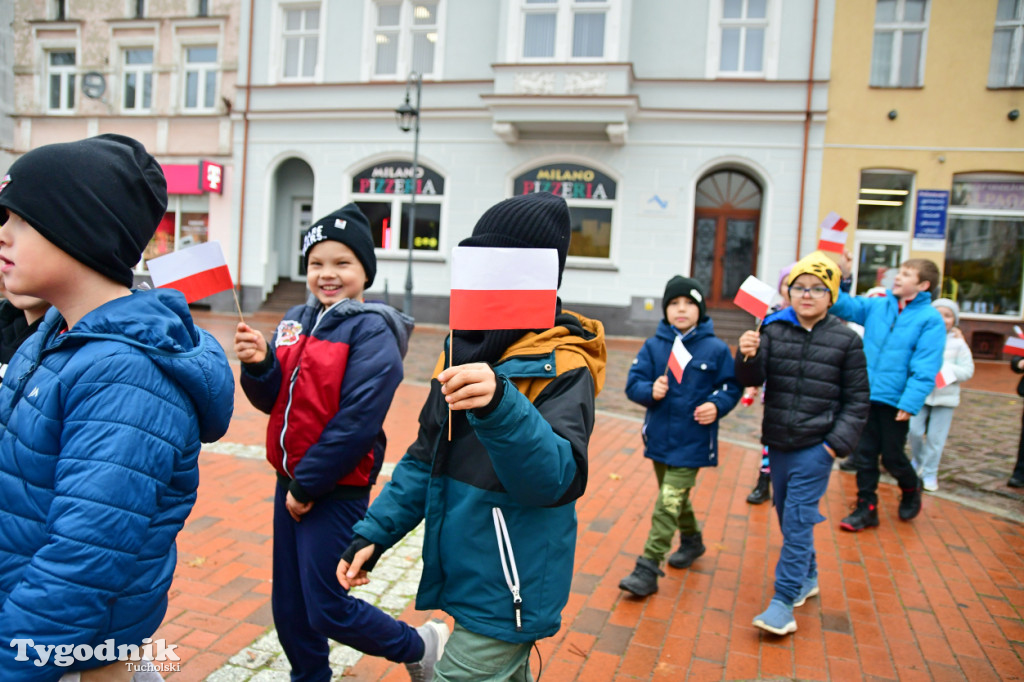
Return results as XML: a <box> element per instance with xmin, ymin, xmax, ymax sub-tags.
<box><xmin>663</xmin><ymin>276</ymin><xmax>706</xmax><ymax>323</ymax></box>
<box><xmin>302</xmin><ymin>203</ymin><xmax>377</xmax><ymax>288</ymax></box>
<box><xmin>459</xmin><ymin>192</ymin><xmax>571</xmax><ymax>287</ymax></box>
<box><xmin>0</xmin><ymin>134</ymin><xmax>167</xmax><ymax>288</ymax></box>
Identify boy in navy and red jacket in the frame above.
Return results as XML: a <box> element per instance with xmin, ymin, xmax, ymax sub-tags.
<box><xmin>234</xmin><ymin>204</ymin><xmax>438</xmax><ymax>682</ymax></box>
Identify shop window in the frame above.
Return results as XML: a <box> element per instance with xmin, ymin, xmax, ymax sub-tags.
<box><xmin>870</xmin><ymin>0</ymin><xmax>929</xmax><ymax>87</ymax></box>
<box><xmin>372</xmin><ymin>0</ymin><xmax>439</xmax><ymax>77</ymax></box>
<box><xmin>141</xmin><ymin>196</ymin><xmax>210</xmax><ymax>265</ymax></box>
<box><xmin>520</xmin><ymin>0</ymin><xmax>610</xmax><ymax>60</ymax></box>
<box><xmin>989</xmin><ymin>0</ymin><xmax>1024</xmax><ymax>87</ymax></box>
<box><xmin>857</xmin><ymin>170</ymin><xmax>913</xmax><ymax>231</ymax></box>
<box><xmin>513</xmin><ymin>162</ymin><xmax>616</xmax><ymax>259</ymax></box>
<box><xmin>352</xmin><ymin>160</ymin><xmax>445</xmax><ymax>252</ymax></box>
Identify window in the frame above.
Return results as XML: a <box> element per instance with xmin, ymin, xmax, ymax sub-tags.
<box><xmin>870</xmin><ymin>0</ymin><xmax>929</xmax><ymax>87</ymax></box>
<box><xmin>513</xmin><ymin>163</ymin><xmax>616</xmax><ymax>259</ymax></box>
<box><xmin>857</xmin><ymin>170</ymin><xmax>914</xmax><ymax>231</ymax></box>
<box><xmin>183</xmin><ymin>46</ymin><xmax>218</xmax><ymax>111</ymax></box>
<box><xmin>373</xmin><ymin>1</ymin><xmax>439</xmax><ymax>77</ymax></box>
<box><xmin>123</xmin><ymin>48</ymin><xmax>153</xmax><ymax>112</ymax></box>
<box><xmin>718</xmin><ymin>0</ymin><xmax>767</xmax><ymax>74</ymax></box>
<box><xmin>282</xmin><ymin>5</ymin><xmax>320</xmax><ymax>79</ymax></box>
<box><xmin>352</xmin><ymin>160</ymin><xmax>445</xmax><ymax>253</ymax></box>
<box><xmin>142</xmin><ymin>196</ymin><xmax>210</xmax><ymax>265</ymax></box>
<box><xmin>133</xmin><ymin>0</ymin><xmax>145</xmax><ymax>18</ymax></box>
<box><xmin>197</xmin><ymin>0</ymin><xmax>209</xmax><ymax>16</ymax></box>
<box><xmin>47</xmin><ymin>50</ymin><xmax>76</xmax><ymax>113</ymax></box>
<box><xmin>990</xmin><ymin>0</ymin><xmax>1024</xmax><ymax>87</ymax></box>
<box><xmin>521</xmin><ymin>0</ymin><xmax>608</xmax><ymax>60</ymax></box>
<box><xmin>52</xmin><ymin>0</ymin><xmax>66</xmax><ymax>20</ymax></box>
<box><xmin>945</xmin><ymin>173</ymin><xmax>1024</xmax><ymax>316</ymax></box>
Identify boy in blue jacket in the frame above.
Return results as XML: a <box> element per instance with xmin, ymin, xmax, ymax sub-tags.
<box><xmin>831</xmin><ymin>257</ymin><xmax>946</xmax><ymax>531</ymax></box>
<box><xmin>619</xmin><ymin>276</ymin><xmax>742</xmax><ymax>597</ymax></box>
<box><xmin>233</xmin><ymin>204</ymin><xmax>433</xmax><ymax>682</ymax></box>
<box><xmin>337</xmin><ymin>193</ymin><xmax>606</xmax><ymax>681</ymax></box>
<box><xmin>0</xmin><ymin>135</ymin><xmax>234</xmax><ymax>680</ymax></box>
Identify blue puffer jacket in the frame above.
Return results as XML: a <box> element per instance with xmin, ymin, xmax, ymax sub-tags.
<box><xmin>0</xmin><ymin>290</ymin><xmax>234</xmax><ymax>681</ymax></box>
<box><xmin>830</xmin><ymin>290</ymin><xmax>946</xmax><ymax>415</ymax></box>
<box><xmin>625</xmin><ymin>318</ymin><xmax>742</xmax><ymax>468</ymax></box>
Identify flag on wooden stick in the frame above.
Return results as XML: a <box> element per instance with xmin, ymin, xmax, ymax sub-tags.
<box><xmin>666</xmin><ymin>335</ymin><xmax>691</xmax><ymax>383</ymax></box>
<box><xmin>449</xmin><ymin>247</ymin><xmax>558</xmax><ymax>330</ymax></box>
<box><xmin>147</xmin><ymin>240</ymin><xmax>233</xmax><ymax>303</ymax></box>
<box><xmin>733</xmin><ymin>275</ymin><xmax>776</xmax><ymax>320</ymax></box>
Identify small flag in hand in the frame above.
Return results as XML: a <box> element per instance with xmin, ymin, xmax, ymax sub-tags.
<box><xmin>449</xmin><ymin>247</ymin><xmax>558</xmax><ymax>330</ymax></box>
<box><xmin>667</xmin><ymin>335</ymin><xmax>691</xmax><ymax>383</ymax></box>
<box><xmin>934</xmin><ymin>365</ymin><xmax>957</xmax><ymax>389</ymax></box>
<box><xmin>1005</xmin><ymin>336</ymin><xmax>1024</xmax><ymax>357</ymax></box>
<box><xmin>820</xmin><ymin>211</ymin><xmax>849</xmax><ymax>232</ymax></box>
<box><xmin>147</xmin><ymin>241</ymin><xmax>233</xmax><ymax>303</ymax></box>
<box><xmin>734</xmin><ymin>275</ymin><xmax>776</xmax><ymax>319</ymax></box>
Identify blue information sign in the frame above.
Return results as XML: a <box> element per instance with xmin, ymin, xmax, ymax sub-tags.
<box><xmin>913</xmin><ymin>190</ymin><xmax>950</xmax><ymax>240</ymax></box>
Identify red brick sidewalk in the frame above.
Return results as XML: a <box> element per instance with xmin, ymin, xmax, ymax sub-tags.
<box><xmin>156</xmin><ymin>313</ymin><xmax>1024</xmax><ymax>680</ymax></box>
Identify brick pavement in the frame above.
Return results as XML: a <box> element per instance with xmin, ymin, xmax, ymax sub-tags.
<box><xmin>153</xmin><ymin>312</ymin><xmax>1024</xmax><ymax>680</ymax></box>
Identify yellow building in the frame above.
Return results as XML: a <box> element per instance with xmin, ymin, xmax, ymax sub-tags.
<box><xmin>821</xmin><ymin>0</ymin><xmax>1023</xmax><ymax>357</ymax></box>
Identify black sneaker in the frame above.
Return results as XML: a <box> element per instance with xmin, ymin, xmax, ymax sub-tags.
<box><xmin>898</xmin><ymin>482</ymin><xmax>923</xmax><ymax>521</ymax></box>
<box><xmin>1008</xmin><ymin>477</ymin><xmax>1024</xmax><ymax>488</ymax></box>
<box><xmin>840</xmin><ymin>498</ymin><xmax>879</xmax><ymax>532</ymax></box>
<box><xmin>667</xmin><ymin>532</ymin><xmax>706</xmax><ymax>569</ymax></box>
<box><xmin>619</xmin><ymin>556</ymin><xmax>663</xmax><ymax>597</ymax></box>
<box><xmin>746</xmin><ymin>473</ymin><xmax>771</xmax><ymax>505</ymax></box>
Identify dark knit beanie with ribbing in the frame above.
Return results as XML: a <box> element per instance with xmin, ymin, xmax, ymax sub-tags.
<box><xmin>458</xmin><ymin>192</ymin><xmax>571</xmax><ymax>287</ymax></box>
<box><xmin>0</xmin><ymin>134</ymin><xmax>167</xmax><ymax>288</ymax></box>
<box><xmin>302</xmin><ymin>203</ymin><xmax>378</xmax><ymax>287</ymax></box>
<box><xmin>662</xmin><ymin>276</ymin><xmax>707</xmax><ymax>323</ymax></box>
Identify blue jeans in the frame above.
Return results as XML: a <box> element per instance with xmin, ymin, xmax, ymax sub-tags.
<box><xmin>767</xmin><ymin>443</ymin><xmax>834</xmax><ymax>604</ymax></box>
<box><xmin>908</xmin><ymin>405</ymin><xmax>955</xmax><ymax>482</ymax></box>
<box><xmin>434</xmin><ymin>623</ymin><xmax>533</xmax><ymax>681</ymax></box>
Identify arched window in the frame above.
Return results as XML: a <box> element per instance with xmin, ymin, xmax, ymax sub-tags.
<box><xmin>351</xmin><ymin>159</ymin><xmax>445</xmax><ymax>253</ymax></box>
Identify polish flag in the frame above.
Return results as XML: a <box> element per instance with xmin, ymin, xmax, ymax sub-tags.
<box><xmin>734</xmin><ymin>276</ymin><xmax>776</xmax><ymax>319</ymax></box>
<box><xmin>449</xmin><ymin>247</ymin><xmax>558</xmax><ymax>330</ymax></box>
<box><xmin>820</xmin><ymin>212</ymin><xmax>849</xmax><ymax>232</ymax></box>
<box><xmin>818</xmin><ymin>228</ymin><xmax>848</xmax><ymax>254</ymax></box>
<box><xmin>1014</xmin><ymin>325</ymin><xmax>1024</xmax><ymax>339</ymax></box>
<box><xmin>666</xmin><ymin>335</ymin><xmax>691</xmax><ymax>383</ymax></box>
<box><xmin>1005</xmin><ymin>336</ymin><xmax>1024</xmax><ymax>357</ymax></box>
<box><xmin>146</xmin><ymin>241</ymin><xmax>234</xmax><ymax>303</ymax></box>
<box><xmin>934</xmin><ymin>365</ymin><xmax>957</xmax><ymax>389</ymax></box>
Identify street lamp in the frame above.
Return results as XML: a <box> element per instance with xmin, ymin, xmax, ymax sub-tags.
<box><xmin>395</xmin><ymin>71</ymin><xmax>422</xmax><ymax>316</ymax></box>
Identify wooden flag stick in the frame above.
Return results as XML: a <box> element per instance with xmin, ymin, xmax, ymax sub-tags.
<box><xmin>231</xmin><ymin>287</ymin><xmax>246</xmax><ymax>325</ymax></box>
<box><xmin>448</xmin><ymin>330</ymin><xmax>453</xmax><ymax>442</ymax></box>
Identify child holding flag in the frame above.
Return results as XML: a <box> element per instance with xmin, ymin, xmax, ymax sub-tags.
<box><xmin>233</xmin><ymin>204</ymin><xmax>430</xmax><ymax>681</ymax></box>
<box><xmin>735</xmin><ymin>251</ymin><xmax>869</xmax><ymax>635</ymax></box>
<box><xmin>618</xmin><ymin>276</ymin><xmax>741</xmax><ymax>597</ymax></box>
<box><xmin>337</xmin><ymin>192</ymin><xmax>606</xmax><ymax>680</ymax></box>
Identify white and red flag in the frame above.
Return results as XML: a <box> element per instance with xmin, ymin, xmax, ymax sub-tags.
<box><xmin>934</xmin><ymin>365</ymin><xmax>957</xmax><ymax>390</ymax></box>
<box><xmin>1014</xmin><ymin>325</ymin><xmax>1024</xmax><ymax>339</ymax></box>
<box><xmin>820</xmin><ymin>211</ymin><xmax>849</xmax><ymax>232</ymax></box>
<box><xmin>146</xmin><ymin>240</ymin><xmax>234</xmax><ymax>303</ymax></box>
<box><xmin>666</xmin><ymin>335</ymin><xmax>692</xmax><ymax>383</ymax></box>
<box><xmin>449</xmin><ymin>247</ymin><xmax>558</xmax><ymax>330</ymax></box>
<box><xmin>817</xmin><ymin>212</ymin><xmax>849</xmax><ymax>254</ymax></box>
<box><xmin>733</xmin><ymin>275</ymin><xmax>776</xmax><ymax>320</ymax></box>
<box><xmin>1005</xmin><ymin>336</ymin><xmax>1024</xmax><ymax>357</ymax></box>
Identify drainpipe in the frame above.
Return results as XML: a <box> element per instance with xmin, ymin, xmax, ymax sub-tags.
<box><xmin>795</xmin><ymin>0</ymin><xmax>821</xmax><ymax>260</ymax></box>
<box><xmin>235</xmin><ymin>0</ymin><xmax>256</xmax><ymax>310</ymax></box>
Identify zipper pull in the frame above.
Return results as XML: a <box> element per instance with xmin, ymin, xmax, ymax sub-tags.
<box><xmin>512</xmin><ymin>586</ymin><xmax>523</xmax><ymax>632</ymax></box>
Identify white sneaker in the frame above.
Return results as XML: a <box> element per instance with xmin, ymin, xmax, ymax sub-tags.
<box><xmin>922</xmin><ymin>478</ymin><xmax>938</xmax><ymax>492</ymax></box>
<box><xmin>406</xmin><ymin>620</ymin><xmax>450</xmax><ymax>682</ymax></box>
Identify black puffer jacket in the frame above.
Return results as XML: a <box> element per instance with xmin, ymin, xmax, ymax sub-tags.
<box><xmin>735</xmin><ymin>307</ymin><xmax>870</xmax><ymax>457</ymax></box>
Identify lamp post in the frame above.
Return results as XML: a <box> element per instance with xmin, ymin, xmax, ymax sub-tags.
<box><xmin>395</xmin><ymin>71</ymin><xmax>422</xmax><ymax>316</ymax></box>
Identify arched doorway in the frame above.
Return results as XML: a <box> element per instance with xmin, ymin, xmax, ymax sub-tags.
<box><xmin>270</xmin><ymin>157</ymin><xmax>314</xmax><ymax>282</ymax></box>
<box><xmin>691</xmin><ymin>169</ymin><xmax>762</xmax><ymax>308</ymax></box>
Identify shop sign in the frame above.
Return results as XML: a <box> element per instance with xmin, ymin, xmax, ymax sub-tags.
<box><xmin>352</xmin><ymin>161</ymin><xmax>444</xmax><ymax>196</ymax></box>
<box><xmin>912</xmin><ymin>189</ymin><xmax>949</xmax><ymax>252</ymax></box>
<box><xmin>514</xmin><ymin>163</ymin><xmax>616</xmax><ymax>200</ymax></box>
<box><xmin>951</xmin><ymin>180</ymin><xmax>1024</xmax><ymax>210</ymax></box>
<box><xmin>199</xmin><ymin>160</ymin><xmax>223</xmax><ymax>194</ymax></box>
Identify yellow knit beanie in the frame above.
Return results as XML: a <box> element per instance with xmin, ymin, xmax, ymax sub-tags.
<box><xmin>786</xmin><ymin>251</ymin><xmax>841</xmax><ymax>303</ymax></box>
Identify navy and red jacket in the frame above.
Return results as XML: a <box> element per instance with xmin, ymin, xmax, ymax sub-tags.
<box><xmin>240</xmin><ymin>298</ymin><xmax>413</xmax><ymax>502</ymax></box>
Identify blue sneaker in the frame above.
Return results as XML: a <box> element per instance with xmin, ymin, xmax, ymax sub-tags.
<box><xmin>793</xmin><ymin>575</ymin><xmax>819</xmax><ymax>607</ymax></box>
<box><xmin>752</xmin><ymin>599</ymin><xmax>797</xmax><ymax>635</ymax></box>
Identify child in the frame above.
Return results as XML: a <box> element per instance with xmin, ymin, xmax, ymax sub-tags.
<box><xmin>908</xmin><ymin>298</ymin><xmax>974</xmax><ymax>492</ymax></box>
<box><xmin>337</xmin><ymin>192</ymin><xmax>606</xmax><ymax>680</ymax></box>
<box><xmin>736</xmin><ymin>251</ymin><xmax>869</xmax><ymax>635</ymax></box>
<box><xmin>831</xmin><ymin>257</ymin><xmax>946</xmax><ymax>530</ymax></box>
<box><xmin>0</xmin><ymin>275</ymin><xmax>50</xmax><ymax>384</ymax></box>
<box><xmin>1009</xmin><ymin>356</ymin><xmax>1024</xmax><ymax>489</ymax></box>
<box><xmin>233</xmin><ymin>203</ymin><xmax>431</xmax><ymax>681</ymax></box>
<box><xmin>619</xmin><ymin>276</ymin><xmax>742</xmax><ymax>597</ymax></box>
<box><xmin>0</xmin><ymin>134</ymin><xmax>234</xmax><ymax>679</ymax></box>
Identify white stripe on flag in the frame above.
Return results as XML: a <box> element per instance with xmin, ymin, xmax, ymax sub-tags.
<box><xmin>451</xmin><ymin>247</ymin><xmax>558</xmax><ymax>291</ymax></box>
<box><xmin>147</xmin><ymin>240</ymin><xmax>228</xmax><ymax>287</ymax></box>
<box><xmin>820</xmin><ymin>212</ymin><xmax>848</xmax><ymax>231</ymax></box>
<box><xmin>820</xmin><ymin>228</ymin><xmax>848</xmax><ymax>245</ymax></box>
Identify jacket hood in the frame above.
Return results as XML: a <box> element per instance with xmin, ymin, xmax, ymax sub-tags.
<box><xmin>39</xmin><ymin>288</ymin><xmax>234</xmax><ymax>442</ymax></box>
<box><xmin>500</xmin><ymin>308</ymin><xmax>607</xmax><ymax>396</ymax></box>
<box><xmin>312</xmin><ymin>297</ymin><xmax>414</xmax><ymax>359</ymax></box>
<box><xmin>654</xmin><ymin>317</ymin><xmax>715</xmax><ymax>344</ymax></box>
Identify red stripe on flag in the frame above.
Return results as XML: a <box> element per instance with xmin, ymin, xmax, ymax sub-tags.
<box><xmin>733</xmin><ymin>287</ymin><xmax>771</xmax><ymax>319</ymax></box>
<box><xmin>158</xmin><ymin>265</ymin><xmax>234</xmax><ymax>303</ymax></box>
<box><xmin>667</xmin><ymin>353</ymin><xmax>684</xmax><ymax>383</ymax></box>
<box><xmin>817</xmin><ymin>238</ymin><xmax>845</xmax><ymax>254</ymax></box>
<box><xmin>449</xmin><ymin>289</ymin><xmax>556</xmax><ymax>330</ymax></box>
<box><xmin>1005</xmin><ymin>337</ymin><xmax>1024</xmax><ymax>357</ymax></box>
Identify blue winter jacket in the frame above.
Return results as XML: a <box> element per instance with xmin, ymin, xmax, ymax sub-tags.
<box><xmin>625</xmin><ymin>318</ymin><xmax>742</xmax><ymax>468</ymax></box>
<box><xmin>830</xmin><ymin>290</ymin><xmax>946</xmax><ymax>415</ymax></box>
<box><xmin>0</xmin><ymin>290</ymin><xmax>234</xmax><ymax>681</ymax></box>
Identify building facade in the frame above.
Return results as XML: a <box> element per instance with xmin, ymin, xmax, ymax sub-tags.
<box><xmin>820</xmin><ymin>0</ymin><xmax>1024</xmax><ymax>358</ymax></box>
<box><xmin>7</xmin><ymin>0</ymin><xmax>240</xmax><ymax>279</ymax></box>
<box><xmin>232</xmin><ymin>0</ymin><xmax>834</xmax><ymax>334</ymax></box>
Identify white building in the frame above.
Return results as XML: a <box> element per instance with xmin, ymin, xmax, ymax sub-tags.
<box><xmin>231</xmin><ymin>0</ymin><xmax>833</xmax><ymax>334</ymax></box>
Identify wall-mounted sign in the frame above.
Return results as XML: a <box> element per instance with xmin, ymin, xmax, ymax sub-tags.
<box><xmin>82</xmin><ymin>72</ymin><xmax>106</xmax><ymax>99</ymax></box>
<box><xmin>352</xmin><ymin>161</ymin><xmax>445</xmax><ymax>196</ymax></box>
<box><xmin>513</xmin><ymin>163</ymin><xmax>616</xmax><ymax>200</ymax></box>
<box><xmin>912</xmin><ymin>189</ymin><xmax>949</xmax><ymax>251</ymax></box>
<box><xmin>199</xmin><ymin>160</ymin><xmax>223</xmax><ymax>194</ymax></box>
